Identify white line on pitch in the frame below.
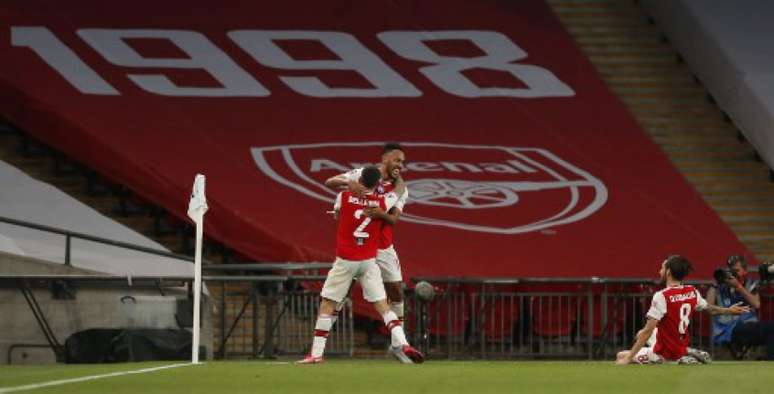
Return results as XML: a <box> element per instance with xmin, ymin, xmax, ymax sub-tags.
<box><xmin>0</xmin><ymin>362</ymin><xmax>195</xmax><ymax>393</ymax></box>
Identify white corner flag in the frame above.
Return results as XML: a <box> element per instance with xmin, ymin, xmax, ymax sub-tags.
<box><xmin>187</xmin><ymin>174</ymin><xmax>208</xmax><ymax>364</ymax></box>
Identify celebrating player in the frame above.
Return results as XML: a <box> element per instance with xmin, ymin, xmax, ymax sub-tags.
<box><xmin>324</xmin><ymin>143</ymin><xmax>409</xmax><ymax>325</ymax></box>
<box><xmin>616</xmin><ymin>255</ymin><xmax>750</xmax><ymax>365</ymax></box>
<box><xmin>298</xmin><ymin>166</ymin><xmax>423</xmax><ymax>364</ymax></box>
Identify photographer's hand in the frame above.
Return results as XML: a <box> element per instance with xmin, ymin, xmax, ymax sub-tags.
<box><xmin>726</xmin><ymin>278</ymin><xmax>761</xmax><ymax>310</ymax></box>
<box><xmin>725</xmin><ymin>277</ymin><xmax>742</xmax><ymax>290</ymax></box>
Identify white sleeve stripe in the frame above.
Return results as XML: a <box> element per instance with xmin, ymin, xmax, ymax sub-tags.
<box><xmin>646</xmin><ymin>291</ymin><xmax>667</xmax><ymax>321</ymax></box>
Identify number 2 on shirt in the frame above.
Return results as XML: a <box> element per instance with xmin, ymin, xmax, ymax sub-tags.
<box><xmin>353</xmin><ymin>209</ymin><xmax>371</xmax><ymax>240</ymax></box>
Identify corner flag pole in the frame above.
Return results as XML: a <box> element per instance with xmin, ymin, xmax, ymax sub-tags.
<box><xmin>187</xmin><ymin>174</ymin><xmax>208</xmax><ymax>364</ymax></box>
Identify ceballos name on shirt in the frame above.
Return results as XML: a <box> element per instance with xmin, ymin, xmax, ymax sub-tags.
<box><xmin>669</xmin><ymin>292</ymin><xmax>696</xmax><ymax>303</ymax></box>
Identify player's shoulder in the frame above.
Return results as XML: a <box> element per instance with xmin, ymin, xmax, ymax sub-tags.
<box><xmin>653</xmin><ymin>287</ymin><xmax>669</xmax><ymax>297</ymax></box>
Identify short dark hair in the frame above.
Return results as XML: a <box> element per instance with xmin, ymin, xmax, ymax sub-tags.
<box><xmin>665</xmin><ymin>255</ymin><xmax>693</xmax><ymax>281</ymax></box>
<box><xmin>360</xmin><ymin>166</ymin><xmax>381</xmax><ymax>189</ymax></box>
<box><xmin>727</xmin><ymin>254</ymin><xmax>747</xmax><ymax>269</ymax></box>
<box><xmin>383</xmin><ymin>142</ymin><xmax>403</xmax><ymax>155</ymax></box>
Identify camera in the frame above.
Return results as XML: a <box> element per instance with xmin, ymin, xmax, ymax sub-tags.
<box><xmin>713</xmin><ymin>267</ymin><xmax>736</xmax><ymax>284</ymax></box>
<box><xmin>759</xmin><ymin>262</ymin><xmax>774</xmax><ymax>283</ymax></box>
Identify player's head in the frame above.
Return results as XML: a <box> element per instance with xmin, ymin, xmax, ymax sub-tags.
<box><xmin>360</xmin><ymin>165</ymin><xmax>382</xmax><ymax>190</ymax></box>
<box><xmin>726</xmin><ymin>254</ymin><xmax>748</xmax><ymax>280</ymax></box>
<box><xmin>661</xmin><ymin>255</ymin><xmax>693</xmax><ymax>282</ymax></box>
<box><xmin>381</xmin><ymin>142</ymin><xmax>405</xmax><ymax>179</ymax></box>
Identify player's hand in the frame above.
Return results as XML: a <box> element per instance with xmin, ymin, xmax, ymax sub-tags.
<box><xmin>728</xmin><ymin>302</ymin><xmax>751</xmax><ymax>315</ymax></box>
<box><xmin>348</xmin><ymin>180</ymin><xmax>366</xmax><ymax>197</ymax></box>
<box><xmin>364</xmin><ymin>207</ymin><xmax>385</xmax><ymax>219</ymax></box>
<box><xmin>615</xmin><ymin>355</ymin><xmax>632</xmax><ymax>365</ymax></box>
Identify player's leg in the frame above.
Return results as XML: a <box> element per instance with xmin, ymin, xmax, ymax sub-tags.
<box><xmin>330</xmin><ymin>282</ymin><xmax>354</xmax><ymax>326</ymax></box>
<box><xmin>299</xmin><ymin>297</ymin><xmax>337</xmax><ymax>363</ymax></box>
<box><xmin>685</xmin><ymin>347</ymin><xmax>712</xmax><ymax>364</ymax></box>
<box><xmin>359</xmin><ymin>260</ymin><xmax>424</xmax><ymax>364</ymax></box>
<box><xmin>299</xmin><ymin>259</ymin><xmax>354</xmax><ymax>364</ymax></box>
<box><xmin>377</xmin><ymin>246</ymin><xmax>404</xmax><ymax>321</ymax></box>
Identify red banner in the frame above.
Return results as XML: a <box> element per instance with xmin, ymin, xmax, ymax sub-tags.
<box><xmin>0</xmin><ymin>0</ymin><xmax>751</xmax><ymax>280</ymax></box>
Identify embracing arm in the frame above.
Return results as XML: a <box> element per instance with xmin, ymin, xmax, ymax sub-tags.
<box><xmin>325</xmin><ymin>174</ymin><xmax>352</xmax><ymax>190</ymax></box>
<box><xmin>364</xmin><ymin>174</ymin><xmax>407</xmax><ymax>223</ymax></box>
<box><xmin>325</xmin><ymin>169</ymin><xmax>365</xmax><ymax>195</ymax></box>
<box><xmin>365</xmin><ymin>206</ymin><xmax>402</xmax><ymax>224</ymax></box>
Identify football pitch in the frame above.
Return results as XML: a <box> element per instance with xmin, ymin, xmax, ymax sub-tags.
<box><xmin>1</xmin><ymin>360</ymin><xmax>772</xmax><ymax>394</ymax></box>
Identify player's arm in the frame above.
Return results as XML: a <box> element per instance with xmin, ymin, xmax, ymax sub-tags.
<box><xmin>696</xmin><ymin>287</ymin><xmax>750</xmax><ymax>315</ymax></box>
<box><xmin>364</xmin><ymin>175</ymin><xmax>408</xmax><ymax>223</ymax></box>
<box><xmin>365</xmin><ymin>206</ymin><xmax>402</xmax><ymax>224</ymax></box>
<box><xmin>617</xmin><ymin>318</ymin><xmax>659</xmax><ymax>365</ymax></box>
<box><xmin>325</xmin><ymin>169</ymin><xmax>365</xmax><ymax>196</ymax></box>
<box><xmin>618</xmin><ymin>291</ymin><xmax>666</xmax><ymax>365</ymax></box>
<box><xmin>331</xmin><ymin>192</ymin><xmax>343</xmax><ymax>220</ymax></box>
<box><xmin>324</xmin><ymin>174</ymin><xmax>350</xmax><ymax>190</ymax></box>
<box><xmin>702</xmin><ymin>302</ymin><xmax>751</xmax><ymax>316</ymax></box>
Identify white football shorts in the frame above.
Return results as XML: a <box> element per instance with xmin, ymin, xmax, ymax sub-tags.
<box><xmin>321</xmin><ymin>257</ymin><xmax>386</xmax><ymax>303</ymax></box>
<box><xmin>376</xmin><ymin>245</ymin><xmax>402</xmax><ymax>283</ymax></box>
<box><xmin>632</xmin><ymin>347</ymin><xmax>664</xmax><ymax>364</ymax></box>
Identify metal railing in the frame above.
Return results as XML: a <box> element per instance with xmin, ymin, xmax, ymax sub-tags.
<box><xmin>201</xmin><ymin>263</ymin><xmax>353</xmax><ymax>359</ymax></box>
<box><xmin>3</xmin><ymin>215</ymin><xmax>771</xmax><ymax>360</ymax></box>
<box><xmin>406</xmin><ymin>277</ymin><xmax>774</xmax><ymax>360</ymax></box>
<box><xmin>0</xmin><ymin>215</ymin><xmax>196</xmax><ymax>266</ymax></box>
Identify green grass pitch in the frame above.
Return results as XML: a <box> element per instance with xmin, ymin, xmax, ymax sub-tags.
<box><xmin>1</xmin><ymin>360</ymin><xmax>773</xmax><ymax>394</ymax></box>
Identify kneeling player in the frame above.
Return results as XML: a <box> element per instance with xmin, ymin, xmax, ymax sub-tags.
<box><xmin>298</xmin><ymin>166</ymin><xmax>423</xmax><ymax>364</ymax></box>
<box><xmin>616</xmin><ymin>255</ymin><xmax>749</xmax><ymax>365</ymax></box>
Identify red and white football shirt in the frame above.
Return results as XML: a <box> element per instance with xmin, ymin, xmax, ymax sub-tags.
<box><xmin>344</xmin><ymin>168</ymin><xmax>408</xmax><ymax>249</ymax></box>
<box><xmin>334</xmin><ymin>190</ymin><xmax>399</xmax><ymax>261</ymax></box>
<box><xmin>646</xmin><ymin>284</ymin><xmax>708</xmax><ymax>360</ymax></box>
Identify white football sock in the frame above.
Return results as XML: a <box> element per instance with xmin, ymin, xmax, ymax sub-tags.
<box><xmin>382</xmin><ymin>310</ymin><xmax>408</xmax><ymax>347</ymax></box>
<box><xmin>311</xmin><ymin>314</ymin><xmax>333</xmax><ymax>358</ymax></box>
<box><xmin>390</xmin><ymin>301</ymin><xmax>404</xmax><ymax>321</ymax></box>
